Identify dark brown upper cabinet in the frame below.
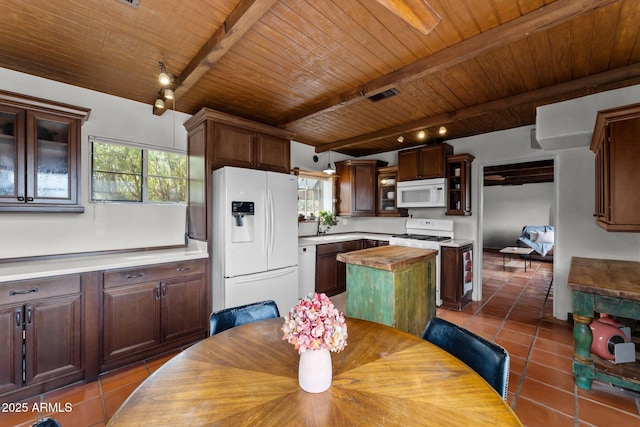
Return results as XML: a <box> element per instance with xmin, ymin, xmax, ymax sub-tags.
<box><xmin>397</xmin><ymin>143</ymin><xmax>453</xmax><ymax>181</ymax></box>
<box><xmin>0</xmin><ymin>90</ymin><xmax>90</xmax><ymax>212</ymax></box>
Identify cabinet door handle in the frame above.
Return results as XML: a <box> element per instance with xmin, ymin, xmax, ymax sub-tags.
<box><xmin>17</xmin><ymin>196</ymin><xmax>25</xmax><ymax>202</ymax></box>
<box><xmin>26</xmin><ymin>306</ymin><xmax>33</xmax><ymax>325</ymax></box>
<box><xmin>161</xmin><ymin>283</ymin><xmax>167</xmax><ymax>297</ymax></box>
<box><xmin>176</xmin><ymin>267</ymin><xmax>191</xmax><ymax>272</ymax></box>
<box><xmin>9</xmin><ymin>287</ymin><xmax>39</xmax><ymax>296</ymax></box>
<box><xmin>15</xmin><ymin>308</ymin><xmax>22</xmax><ymax>327</ymax></box>
<box><xmin>126</xmin><ymin>273</ymin><xmax>144</xmax><ymax>279</ymax></box>
<box><xmin>27</xmin><ymin>197</ymin><xmax>34</xmax><ymax>202</ymax></box>
<box><xmin>156</xmin><ymin>285</ymin><xmax>161</xmax><ymax>299</ymax></box>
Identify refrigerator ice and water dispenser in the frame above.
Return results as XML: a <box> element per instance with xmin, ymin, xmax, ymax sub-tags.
<box><xmin>231</xmin><ymin>201</ymin><xmax>254</xmax><ymax>242</ymax></box>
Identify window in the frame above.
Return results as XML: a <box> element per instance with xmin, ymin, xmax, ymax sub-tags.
<box><xmin>91</xmin><ymin>139</ymin><xmax>186</xmax><ymax>203</ymax></box>
<box><xmin>297</xmin><ymin>171</ymin><xmax>333</xmax><ymax>220</ymax></box>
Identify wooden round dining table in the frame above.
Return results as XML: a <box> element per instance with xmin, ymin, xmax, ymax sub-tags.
<box><xmin>108</xmin><ymin>317</ymin><xmax>522</xmax><ymax>426</ymax></box>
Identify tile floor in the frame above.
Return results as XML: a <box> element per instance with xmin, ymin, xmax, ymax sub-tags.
<box><xmin>2</xmin><ymin>250</ymin><xmax>639</xmax><ymax>426</ymax></box>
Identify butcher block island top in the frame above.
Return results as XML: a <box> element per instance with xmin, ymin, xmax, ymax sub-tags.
<box><xmin>338</xmin><ymin>245</ymin><xmax>438</xmax><ymax>336</ymax></box>
<box><xmin>336</xmin><ymin>245</ymin><xmax>437</xmax><ymax>271</ymax></box>
<box><xmin>568</xmin><ymin>257</ymin><xmax>640</xmax><ymax>299</ymax></box>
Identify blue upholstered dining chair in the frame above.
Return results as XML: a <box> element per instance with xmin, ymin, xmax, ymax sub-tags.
<box><xmin>421</xmin><ymin>317</ymin><xmax>510</xmax><ymax>400</ymax></box>
<box><xmin>209</xmin><ymin>300</ymin><xmax>280</xmax><ymax>336</ymax></box>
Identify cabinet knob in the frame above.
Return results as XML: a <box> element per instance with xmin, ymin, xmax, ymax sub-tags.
<box><xmin>15</xmin><ymin>309</ymin><xmax>22</xmax><ymax>328</ymax></box>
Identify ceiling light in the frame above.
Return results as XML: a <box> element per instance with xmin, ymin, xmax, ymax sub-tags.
<box><xmin>417</xmin><ymin>130</ymin><xmax>426</xmax><ymax>140</ymax></box>
<box><xmin>163</xmin><ymin>88</ymin><xmax>174</xmax><ymax>100</ymax></box>
<box><xmin>158</xmin><ymin>62</ymin><xmax>171</xmax><ymax>86</ymax></box>
<box><xmin>397</xmin><ymin>135</ymin><xmax>404</xmax><ymax>143</ymax></box>
<box><xmin>323</xmin><ymin>163</ymin><xmax>336</xmax><ymax>174</ymax></box>
<box><xmin>154</xmin><ymin>90</ymin><xmax>165</xmax><ymax>109</ymax></box>
<box><xmin>323</xmin><ymin>151</ymin><xmax>336</xmax><ymax>174</ymax></box>
<box><xmin>439</xmin><ymin>126</ymin><xmax>447</xmax><ymax>135</ymax></box>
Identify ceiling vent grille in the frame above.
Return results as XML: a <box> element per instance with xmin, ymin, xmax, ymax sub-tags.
<box><xmin>367</xmin><ymin>88</ymin><xmax>400</xmax><ymax>102</ymax></box>
<box><xmin>118</xmin><ymin>0</ymin><xmax>140</xmax><ymax>8</ymax></box>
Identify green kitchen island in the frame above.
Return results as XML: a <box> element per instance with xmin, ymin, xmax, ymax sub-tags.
<box><xmin>337</xmin><ymin>245</ymin><xmax>438</xmax><ymax>336</ymax></box>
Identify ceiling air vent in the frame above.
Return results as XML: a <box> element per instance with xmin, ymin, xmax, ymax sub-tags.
<box><xmin>118</xmin><ymin>0</ymin><xmax>140</xmax><ymax>8</ymax></box>
<box><xmin>367</xmin><ymin>88</ymin><xmax>400</xmax><ymax>102</ymax></box>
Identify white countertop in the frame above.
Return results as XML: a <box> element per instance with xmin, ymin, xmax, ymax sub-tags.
<box><xmin>298</xmin><ymin>233</ymin><xmax>394</xmax><ymax>246</ymax></box>
<box><xmin>0</xmin><ymin>240</ymin><xmax>209</xmax><ymax>283</ymax></box>
<box><xmin>299</xmin><ymin>234</ymin><xmax>472</xmax><ymax>249</ymax></box>
<box><xmin>440</xmin><ymin>239</ymin><xmax>474</xmax><ymax>248</ymax></box>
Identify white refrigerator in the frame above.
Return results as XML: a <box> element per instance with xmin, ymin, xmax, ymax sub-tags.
<box><xmin>212</xmin><ymin>166</ymin><xmax>298</xmax><ymax>315</ymax></box>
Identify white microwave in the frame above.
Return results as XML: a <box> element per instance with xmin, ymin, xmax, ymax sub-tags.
<box><xmin>396</xmin><ymin>178</ymin><xmax>446</xmax><ymax>208</ymax></box>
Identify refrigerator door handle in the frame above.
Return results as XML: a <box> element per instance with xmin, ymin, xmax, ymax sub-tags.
<box><xmin>263</xmin><ymin>190</ymin><xmax>270</xmax><ymax>256</ymax></box>
<box><xmin>233</xmin><ymin>267</ymin><xmax>296</xmax><ymax>284</ymax></box>
<box><xmin>269</xmin><ymin>190</ymin><xmax>276</xmax><ymax>255</ymax></box>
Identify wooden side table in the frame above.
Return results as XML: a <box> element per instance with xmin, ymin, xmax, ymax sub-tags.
<box><xmin>568</xmin><ymin>257</ymin><xmax>640</xmax><ymax>391</ymax></box>
<box><xmin>499</xmin><ymin>247</ymin><xmax>533</xmax><ymax>272</ymax></box>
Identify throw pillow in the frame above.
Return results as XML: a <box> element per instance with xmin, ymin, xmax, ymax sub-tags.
<box><xmin>535</xmin><ymin>230</ymin><xmax>554</xmax><ymax>243</ymax></box>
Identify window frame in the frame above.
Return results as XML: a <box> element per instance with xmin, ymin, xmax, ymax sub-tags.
<box><xmin>296</xmin><ymin>169</ymin><xmax>334</xmax><ymax>220</ymax></box>
<box><xmin>89</xmin><ymin>137</ymin><xmax>187</xmax><ymax>204</ymax></box>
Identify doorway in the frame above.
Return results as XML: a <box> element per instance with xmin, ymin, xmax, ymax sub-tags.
<box><xmin>477</xmin><ymin>158</ymin><xmax>556</xmax><ymax>309</ymax></box>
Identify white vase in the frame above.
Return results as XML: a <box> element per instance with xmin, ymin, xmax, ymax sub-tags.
<box><xmin>298</xmin><ymin>348</ymin><xmax>332</xmax><ymax>393</ymax></box>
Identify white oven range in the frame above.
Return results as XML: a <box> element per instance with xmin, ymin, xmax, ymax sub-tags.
<box><xmin>389</xmin><ymin>218</ymin><xmax>454</xmax><ymax>306</ymax></box>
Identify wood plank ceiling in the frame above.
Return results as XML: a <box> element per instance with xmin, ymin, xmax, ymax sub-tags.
<box><xmin>0</xmin><ymin>0</ymin><xmax>638</xmax><ymax>157</ymax></box>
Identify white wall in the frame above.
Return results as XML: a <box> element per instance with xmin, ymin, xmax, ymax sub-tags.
<box><xmin>449</xmin><ymin>124</ymin><xmax>639</xmax><ymax>320</ymax></box>
<box><xmin>0</xmin><ymin>68</ymin><xmax>192</xmax><ymax>259</ymax></box>
<box><xmin>483</xmin><ymin>182</ymin><xmax>554</xmax><ymax>249</ymax></box>
<box><xmin>536</xmin><ymin>84</ymin><xmax>640</xmax><ymax>150</ymax></box>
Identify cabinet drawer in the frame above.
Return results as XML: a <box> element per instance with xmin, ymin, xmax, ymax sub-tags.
<box><xmin>0</xmin><ymin>275</ymin><xmax>81</xmax><ymax>305</ymax></box>
<box><xmin>316</xmin><ymin>240</ymin><xmax>362</xmax><ymax>255</ymax></box>
<box><xmin>104</xmin><ymin>259</ymin><xmax>206</xmax><ymax>289</ymax></box>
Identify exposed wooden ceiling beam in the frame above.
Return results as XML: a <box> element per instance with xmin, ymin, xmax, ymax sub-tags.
<box><xmin>374</xmin><ymin>0</ymin><xmax>441</xmax><ymax>35</ymax></box>
<box><xmin>315</xmin><ymin>62</ymin><xmax>640</xmax><ymax>153</ymax></box>
<box><xmin>484</xmin><ymin>160</ymin><xmax>554</xmax><ymax>186</ymax></box>
<box><xmin>153</xmin><ymin>0</ymin><xmax>278</xmax><ymax>116</ymax></box>
<box><xmin>281</xmin><ymin>0</ymin><xmax>619</xmax><ymax>127</ymax></box>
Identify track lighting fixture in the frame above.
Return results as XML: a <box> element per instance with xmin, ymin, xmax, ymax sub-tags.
<box><xmin>153</xmin><ymin>62</ymin><xmax>176</xmax><ymax>113</ymax></box>
<box><xmin>154</xmin><ymin>90</ymin><xmax>165</xmax><ymax>109</ymax></box>
<box><xmin>158</xmin><ymin>62</ymin><xmax>171</xmax><ymax>86</ymax></box>
<box><xmin>438</xmin><ymin>126</ymin><xmax>447</xmax><ymax>135</ymax></box>
<box><xmin>417</xmin><ymin>130</ymin><xmax>426</xmax><ymax>140</ymax></box>
<box><xmin>397</xmin><ymin>135</ymin><xmax>404</xmax><ymax>143</ymax></box>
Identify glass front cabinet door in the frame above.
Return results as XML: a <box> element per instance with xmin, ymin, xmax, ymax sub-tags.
<box><xmin>0</xmin><ymin>91</ymin><xmax>90</xmax><ymax>212</ymax></box>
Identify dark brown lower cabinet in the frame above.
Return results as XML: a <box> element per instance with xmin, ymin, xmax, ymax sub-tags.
<box><xmin>101</xmin><ymin>259</ymin><xmax>208</xmax><ymax>372</ymax></box>
<box><xmin>0</xmin><ymin>257</ymin><xmax>209</xmax><ymax>402</ymax></box>
<box><xmin>316</xmin><ymin>240</ymin><xmax>363</xmax><ymax>296</ymax></box>
<box><xmin>0</xmin><ymin>275</ymin><xmax>83</xmax><ymax>400</ymax></box>
<box><xmin>440</xmin><ymin>244</ymin><xmax>473</xmax><ymax>311</ymax></box>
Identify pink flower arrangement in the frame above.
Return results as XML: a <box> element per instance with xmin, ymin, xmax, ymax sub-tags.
<box><xmin>282</xmin><ymin>293</ymin><xmax>348</xmax><ymax>354</ymax></box>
